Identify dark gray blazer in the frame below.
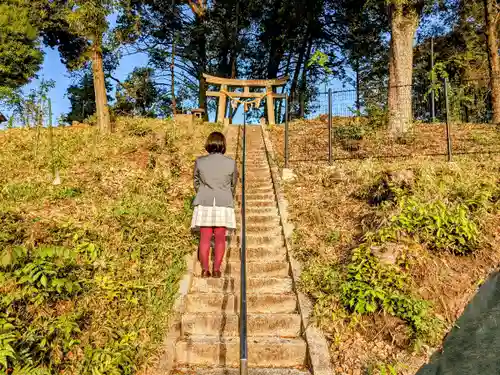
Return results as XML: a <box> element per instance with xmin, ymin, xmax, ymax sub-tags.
<box><xmin>193</xmin><ymin>153</ymin><xmax>238</xmax><ymax>207</ymax></box>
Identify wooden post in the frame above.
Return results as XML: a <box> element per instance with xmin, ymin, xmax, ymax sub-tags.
<box><xmin>218</xmin><ymin>84</ymin><xmax>228</xmax><ymax>123</ymax></box>
<box><xmin>266</xmin><ymin>86</ymin><xmax>275</xmax><ymax>125</ymax></box>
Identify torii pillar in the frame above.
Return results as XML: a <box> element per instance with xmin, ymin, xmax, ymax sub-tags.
<box><xmin>203</xmin><ymin>74</ymin><xmax>289</xmax><ymax>125</ymax></box>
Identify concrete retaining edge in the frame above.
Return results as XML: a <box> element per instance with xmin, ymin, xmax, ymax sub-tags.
<box><xmin>260</xmin><ymin>123</ymin><xmax>334</xmax><ymax>375</ymax></box>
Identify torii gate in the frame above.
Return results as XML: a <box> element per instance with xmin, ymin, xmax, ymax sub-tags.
<box><xmin>204</xmin><ymin>73</ymin><xmax>288</xmax><ymax>125</ymax></box>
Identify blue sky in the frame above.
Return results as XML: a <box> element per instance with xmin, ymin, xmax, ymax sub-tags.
<box><xmin>24</xmin><ymin>47</ymin><xmax>149</xmax><ymax>123</ymax></box>
<box><xmin>24</xmin><ymin>47</ymin><xmax>352</xmax><ymax>125</ymax></box>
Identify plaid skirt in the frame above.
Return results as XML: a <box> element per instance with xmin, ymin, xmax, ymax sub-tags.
<box><xmin>191</xmin><ymin>204</ymin><xmax>237</xmax><ymax>231</ymax></box>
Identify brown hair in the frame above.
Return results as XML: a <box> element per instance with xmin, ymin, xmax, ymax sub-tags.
<box><xmin>205</xmin><ymin>132</ymin><xmax>226</xmax><ymax>154</ymax></box>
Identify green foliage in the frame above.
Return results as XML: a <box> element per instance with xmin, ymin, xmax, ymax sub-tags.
<box><xmin>301</xmin><ymin>260</ymin><xmax>341</xmax><ymax>297</ymax></box>
<box><xmin>0</xmin><ymin>0</ymin><xmax>43</xmax><ymax>90</ymax></box>
<box><xmin>380</xmin><ymin>364</ymin><xmax>398</xmax><ymax>375</ymax></box>
<box><xmin>334</xmin><ymin>124</ymin><xmax>365</xmax><ymax>141</ymax></box>
<box><xmin>6</xmin><ymin>79</ymin><xmax>55</xmax><ymax>128</ymax></box>
<box><xmin>340</xmin><ymin>245</ymin><xmax>442</xmax><ymax>343</ymax></box>
<box><xmin>307</xmin><ymin>51</ymin><xmax>333</xmax><ymax>75</ymax></box>
<box><xmin>65</xmin><ymin>69</ymin><xmax>97</xmax><ymax>123</ymax></box>
<box><xmin>391</xmin><ymin>198</ymin><xmax>479</xmax><ymax>254</ymax></box>
<box><xmin>114</xmin><ymin>67</ymin><xmax>172</xmax><ymax>118</ymax></box>
<box><xmin>325</xmin><ymin>230</ymin><xmax>341</xmax><ymax>245</ymax></box>
<box><xmin>365</xmin><ymin>104</ymin><xmax>389</xmax><ymax>129</ymax></box>
<box><xmin>80</xmin><ymin>332</ymin><xmax>138</xmax><ymax>375</ymax></box>
<box><xmin>53</xmin><ymin>187</ymin><xmax>83</xmax><ymax>199</ymax></box>
<box><xmin>0</xmin><ymin>119</ymin><xmax>218</xmax><ymax>373</ymax></box>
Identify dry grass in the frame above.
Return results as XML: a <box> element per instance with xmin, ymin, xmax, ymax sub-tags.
<box><xmin>0</xmin><ymin>117</ymin><xmax>220</xmax><ymax>374</ymax></box>
<box><xmin>269</xmin><ymin>120</ymin><xmax>500</xmax><ymax>375</ymax></box>
<box><xmin>271</xmin><ymin>119</ymin><xmax>500</xmax><ymax>164</ymax></box>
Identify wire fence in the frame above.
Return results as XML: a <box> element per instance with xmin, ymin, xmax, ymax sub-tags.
<box><xmin>281</xmin><ymin>78</ymin><xmax>500</xmax><ymax>165</ymax></box>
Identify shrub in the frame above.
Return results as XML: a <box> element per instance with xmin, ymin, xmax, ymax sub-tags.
<box><xmin>334</xmin><ymin>124</ymin><xmax>365</xmax><ymax>142</ymax></box>
<box><xmin>365</xmin><ymin>104</ymin><xmax>388</xmax><ymax>129</ymax></box>
<box><xmin>300</xmin><ymin>260</ymin><xmax>341</xmax><ymax>297</ymax></box>
<box><xmin>358</xmin><ymin>170</ymin><xmax>413</xmax><ymax>206</ymax></box>
<box><xmin>390</xmin><ymin>197</ymin><xmax>480</xmax><ymax>254</ymax></box>
<box><xmin>340</xmin><ymin>245</ymin><xmax>442</xmax><ymax>344</ymax></box>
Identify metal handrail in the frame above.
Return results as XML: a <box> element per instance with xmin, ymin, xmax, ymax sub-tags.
<box><xmin>239</xmin><ymin>109</ymin><xmax>248</xmax><ymax>375</ymax></box>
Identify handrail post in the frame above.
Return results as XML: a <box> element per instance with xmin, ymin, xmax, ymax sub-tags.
<box><xmin>240</xmin><ymin>108</ymin><xmax>248</xmax><ymax>375</ymax></box>
<box><xmin>328</xmin><ymin>88</ymin><xmax>333</xmax><ymax>165</ymax></box>
<box><xmin>284</xmin><ymin>94</ymin><xmax>289</xmax><ymax>169</ymax></box>
<box><xmin>444</xmin><ymin>78</ymin><xmax>452</xmax><ymax>162</ymax></box>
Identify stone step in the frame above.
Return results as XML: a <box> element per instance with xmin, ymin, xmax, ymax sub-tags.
<box><xmin>172</xmin><ymin>367</ymin><xmax>310</xmax><ymax>375</ymax></box>
<box><xmin>194</xmin><ymin>260</ymin><xmax>289</xmax><ymax>277</ymax></box>
<box><xmin>246</xmin><ymin>169</ymin><xmax>271</xmax><ymax>175</ymax></box>
<box><xmin>236</xmin><ymin>192</ymin><xmax>275</xmax><ymax>201</ymax></box>
<box><xmin>236</xmin><ymin>207</ymin><xmax>278</xmax><ymax>216</ymax></box>
<box><xmin>184</xmin><ymin>292</ymin><xmax>298</xmax><ymax>314</ymax></box>
<box><xmin>237</xmin><ymin>199</ymin><xmax>276</xmax><ymax>208</ymax></box>
<box><xmin>181</xmin><ymin>313</ymin><xmax>301</xmax><ymax>337</ymax></box>
<box><xmin>243</xmin><ymin>215</ymin><xmax>281</xmax><ymax>225</ymax></box>
<box><xmin>190</xmin><ymin>276</ymin><xmax>293</xmax><ymax>294</ymax></box>
<box><xmin>237</xmin><ymin>234</ymin><xmax>284</xmax><ymax>247</ymax></box>
<box><xmin>245</xmin><ymin>180</ymin><xmax>273</xmax><ymax>187</ymax></box>
<box><xmin>246</xmin><ymin>162</ymin><xmax>269</xmax><ymax>166</ymax></box>
<box><xmin>237</xmin><ymin>225</ymin><xmax>281</xmax><ymax>236</ymax></box>
<box><xmin>175</xmin><ymin>337</ymin><xmax>307</xmax><ymax>367</ymax></box>
<box><xmin>227</xmin><ymin>246</ymin><xmax>287</xmax><ymax>263</ymax></box>
<box><xmin>245</xmin><ymin>186</ymin><xmax>274</xmax><ymax>194</ymax></box>
<box><xmin>246</xmin><ymin>185</ymin><xmax>274</xmax><ymax>192</ymax></box>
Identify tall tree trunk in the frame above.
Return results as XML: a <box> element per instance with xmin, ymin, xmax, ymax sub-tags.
<box><xmin>484</xmin><ymin>0</ymin><xmax>500</xmax><ymax>125</ymax></box>
<box><xmin>230</xmin><ymin>0</ymin><xmax>239</xmax><ymax>79</ymax></box>
<box><xmin>194</xmin><ymin>14</ymin><xmax>208</xmax><ymax>120</ymax></box>
<box><xmin>290</xmin><ymin>35</ymin><xmax>308</xmax><ymax>108</ymax></box>
<box><xmin>171</xmin><ymin>0</ymin><xmax>177</xmax><ymax>115</ymax></box>
<box><xmin>91</xmin><ymin>41</ymin><xmax>111</xmax><ymax>133</ymax></box>
<box><xmin>171</xmin><ymin>36</ymin><xmax>177</xmax><ymax>115</ymax></box>
<box><xmin>267</xmin><ymin>40</ymin><xmax>284</xmax><ymax>79</ymax></box>
<box><xmin>387</xmin><ymin>5</ymin><xmax>419</xmax><ymax>136</ymax></box>
<box><xmin>299</xmin><ymin>37</ymin><xmax>313</xmax><ymax>117</ymax></box>
<box><xmin>278</xmin><ymin>52</ymin><xmax>293</xmax><ymax>123</ymax></box>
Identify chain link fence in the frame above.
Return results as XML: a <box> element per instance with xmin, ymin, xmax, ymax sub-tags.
<box><xmin>280</xmin><ymin>79</ymin><xmax>500</xmax><ymax>165</ymax></box>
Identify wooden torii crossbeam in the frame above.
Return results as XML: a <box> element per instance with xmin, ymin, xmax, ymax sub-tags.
<box><xmin>204</xmin><ymin>73</ymin><xmax>288</xmax><ymax>125</ymax></box>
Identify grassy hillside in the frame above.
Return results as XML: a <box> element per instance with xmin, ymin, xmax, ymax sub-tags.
<box><xmin>270</xmin><ymin>121</ymin><xmax>500</xmax><ymax>374</ymax></box>
<box><xmin>0</xmin><ymin>118</ymin><xmax>220</xmax><ymax>374</ymax></box>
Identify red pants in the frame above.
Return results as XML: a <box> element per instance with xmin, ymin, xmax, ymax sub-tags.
<box><xmin>199</xmin><ymin>227</ymin><xmax>226</xmax><ymax>272</ymax></box>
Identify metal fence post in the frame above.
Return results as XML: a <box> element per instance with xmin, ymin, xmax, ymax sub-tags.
<box><xmin>444</xmin><ymin>78</ymin><xmax>452</xmax><ymax>162</ymax></box>
<box><xmin>328</xmin><ymin>88</ymin><xmax>333</xmax><ymax>165</ymax></box>
<box><xmin>284</xmin><ymin>94</ymin><xmax>289</xmax><ymax>169</ymax></box>
<box><xmin>431</xmin><ymin>37</ymin><xmax>436</xmax><ymax>122</ymax></box>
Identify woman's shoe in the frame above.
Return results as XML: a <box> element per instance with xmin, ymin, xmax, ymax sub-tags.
<box><xmin>212</xmin><ymin>270</ymin><xmax>222</xmax><ymax>278</ymax></box>
<box><xmin>201</xmin><ymin>270</ymin><xmax>211</xmax><ymax>278</ymax></box>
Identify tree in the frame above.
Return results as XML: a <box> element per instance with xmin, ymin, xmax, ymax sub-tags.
<box><xmin>386</xmin><ymin>1</ymin><xmax>425</xmax><ymax>136</ymax></box>
<box><xmin>326</xmin><ymin>0</ymin><xmax>388</xmax><ymax>112</ymax></box>
<box><xmin>0</xmin><ymin>0</ymin><xmax>43</xmax><ymax>90</ymax></box>
<box><xmin>34</xmin><ymin>0</ymin><xmax>115</xmax><ymax>132</ymax></box>
<box><xmin>65</xmin><ymin>0</ymin><xmax>115</xmax><ymax>133</ymax></box>
<box><xmin>483</xmin><ymin>0</ymin><xmax>500</xmax><ymax>124</ymax></box>
<box><xmin>413</xmin><ymin>0</ymin><xmax>491</xmax><ymax>122</ymax></box>
<box><xmin>113</xmin><ymin>67</ymin><xmax>172</xmax><ymax>117</ymax></box>
<box><xmin>65</xmin><ymin>69</ymin><xmax>97</xmax><ymax>123</ymax></box>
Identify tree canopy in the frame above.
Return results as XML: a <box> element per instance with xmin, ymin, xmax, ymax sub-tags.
<box><xmin>2</xmin><ymin>0</ymin><xmax>500</xmax><ymax>129</ymax></box>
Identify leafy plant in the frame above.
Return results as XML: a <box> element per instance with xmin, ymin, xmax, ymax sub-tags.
<box><xmin>53</xmin><ymin>187</ymin><xmax>83</xmax><ymax>199</ymax></box>
<box><xmin>390</xmin><ymin>198</ymin><xmax>480</xmax><ymax>254</ymax></box>
<box><xmin>334</xmin><ymin>124</ymin><xmax>365</xmax><ymax>141</ymax></box>
<box><xmin>325</xmin><ymin>230</ymin><xmax>341</xmax><ymax>245</ymax></box>
<box><xmin>340</xmin><ymin>245</ymin><xmax>442</xmax><ymax>343</ymax></box>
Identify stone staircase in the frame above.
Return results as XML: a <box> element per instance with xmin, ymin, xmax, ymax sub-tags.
<box><xmin>171</xmin><ymin>126</ymin><xmax>311</xmax><ymax>374</ymax></box>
